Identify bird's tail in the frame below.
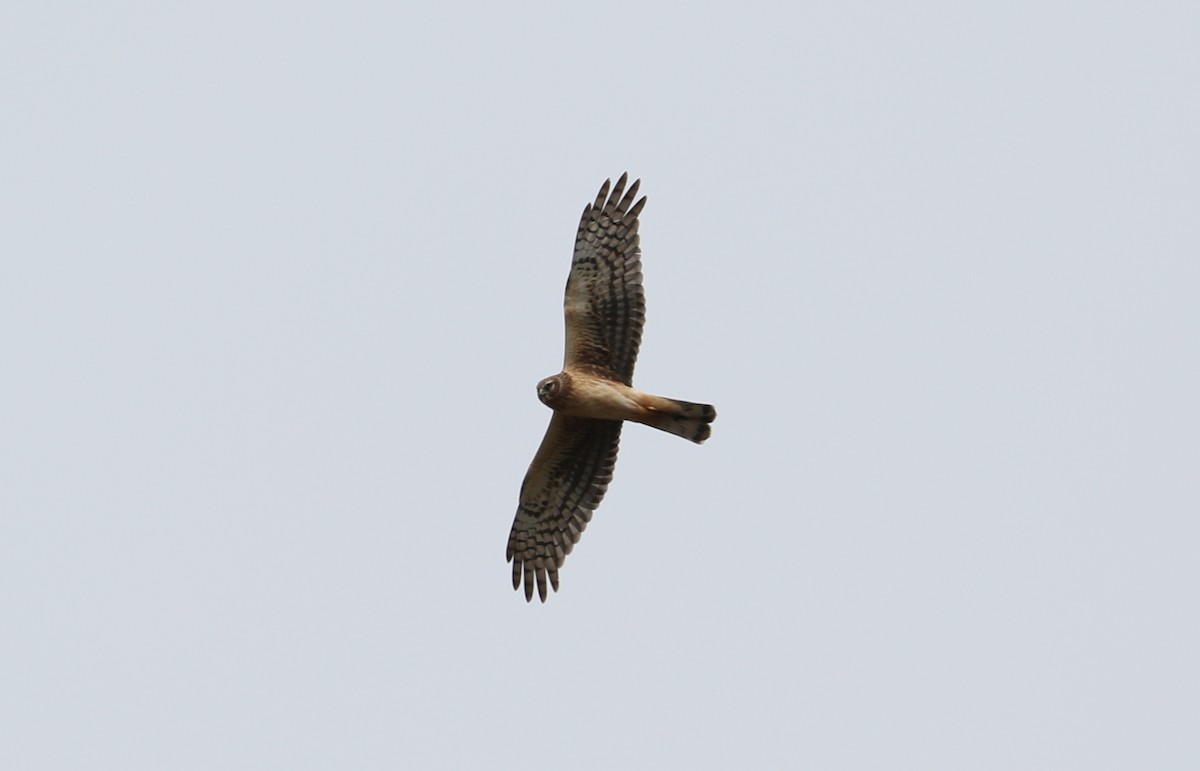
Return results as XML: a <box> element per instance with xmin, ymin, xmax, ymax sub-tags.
<box><xmin>637</xmin><ymin>396</ymin><xmax>717</xmax><ymax>444</ymax></box>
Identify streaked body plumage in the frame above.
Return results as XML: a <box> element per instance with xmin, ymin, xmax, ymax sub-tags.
<box><xmin>506</xmin><ymin>174</ymin><xmax>717</xmax><ymax>602</ymax></box>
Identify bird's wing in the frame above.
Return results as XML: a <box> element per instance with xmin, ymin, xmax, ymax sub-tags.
<box><xmin>506</xmin><ymin>414</ymin><xmax>623</xmax><ymax>602</ymax></box>
<box><xmin>562</xmin><ymin>173</ymin><xmax>647</xmax><ymax>384</ymax></box>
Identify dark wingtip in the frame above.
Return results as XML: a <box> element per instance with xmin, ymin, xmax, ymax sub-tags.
<box><xmin>616</xmin><ymin>177</ymin><xmax>642</xmax><ymax>216</ymax></box>
<box><xmin>607</xmin><ymin>173</ymin><xmax>628</xmax><ymax>209</ymax></box>
<box><xmin>593</xmin><ymin>178</ymin><xmax>611</xmax><ymax>210</ymax></box>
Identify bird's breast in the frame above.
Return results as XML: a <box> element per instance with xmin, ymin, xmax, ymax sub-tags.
<box><xmin>559</xmin><ymin>375</ymin><xmax>644</xmax><ymax>421</ymax></box>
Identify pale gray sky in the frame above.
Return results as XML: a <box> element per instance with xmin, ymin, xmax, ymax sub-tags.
<box><xmin>2</xmin><ymin>2</ymin><xmax>1198</xmax><ymax>769</ymax></box>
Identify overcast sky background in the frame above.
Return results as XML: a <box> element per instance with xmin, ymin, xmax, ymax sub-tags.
<box><xmin>2</xmin><ymin>2</ymin><xmax>1198</xmax><ymax>769</ymax></box>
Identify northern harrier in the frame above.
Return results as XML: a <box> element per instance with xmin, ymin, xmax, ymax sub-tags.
<box><xmin>506</xmin><ymin>173</ymin><xmax>716</xmax><ymax>602</ymax></box>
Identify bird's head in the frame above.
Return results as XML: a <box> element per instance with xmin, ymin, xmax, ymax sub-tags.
<box><xmin>536</xmin><ymin>374</ymin><xmax>566</xmax><ymax>408</ymax></box>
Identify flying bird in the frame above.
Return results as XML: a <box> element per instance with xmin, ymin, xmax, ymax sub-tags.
<box><xmin>506</xmin><ymin>173</ymin><xmax>716</xmax><ymax>602</ymax></box>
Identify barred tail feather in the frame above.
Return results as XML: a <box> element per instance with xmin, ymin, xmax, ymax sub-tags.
<box><xmin>639</xmin><ymin>397</ymin><xmax>717</xmax><ymax>444</ymax></box>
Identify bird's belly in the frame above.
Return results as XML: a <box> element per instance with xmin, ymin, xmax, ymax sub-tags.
<box><xmin>564</xmin><ymin>378</ymin><xmax>643</xmax><ymax>421</ymax></box>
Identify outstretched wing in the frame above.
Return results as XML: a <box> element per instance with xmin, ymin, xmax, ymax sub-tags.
<box><xmin>563</xmin><ymin>173</ymin><xmax>647</xmax><ymax>385</ymax></box>
<box><xmin>506</xmin><ymin>414</ymin><xmax>623</xmax><ymax>602</ymax></box>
